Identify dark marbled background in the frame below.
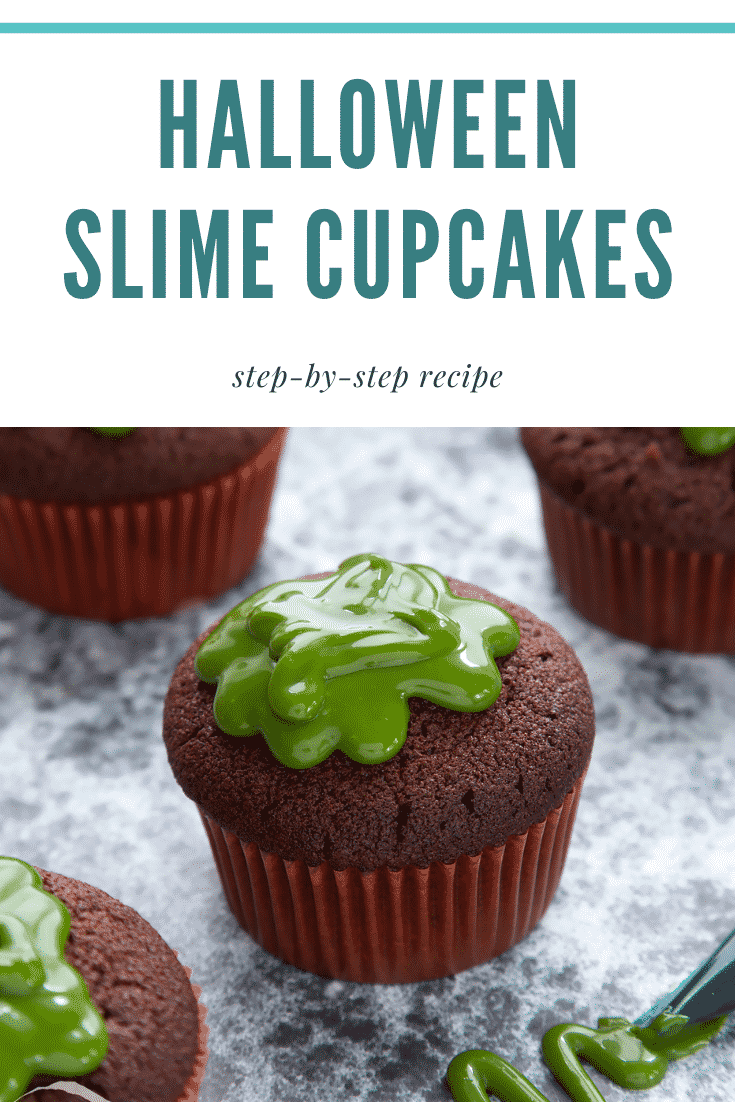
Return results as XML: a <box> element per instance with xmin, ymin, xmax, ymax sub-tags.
<box><xmin>1</xmin><ymin>428</ymin><xmax>734</xmax><ymax>1101</ymax></box>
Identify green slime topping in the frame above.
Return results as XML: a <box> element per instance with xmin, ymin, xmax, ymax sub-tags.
<box><xmin>0</xmin><ymin>858</ymin><xmax>108</xmax><ymax>1102</ymax></box>
<box><xmin>448</xmin><ymin>1050</ymin><xmax>550</xmax><ymax>1102</ymax></box>
<box><xmin>680</xmin><ymin>427</ymin><xmax>735</xmax><ymax>456</ymax></box>
<box><xmin>542</xmin><ymin>1013</ymin><xmax>727</xmax><ymax>1098</ymax></box>
<box><xmin>447</xmin><ymin>1012</ymin><xmax>727</xmax><ymax>1102</ymax></box>
<box><xmin>195</xmin><ymin>552</ymin><xmax>520</xmax><ymax>769</ymax></box>
<box><xmin>89</xmin><ymin>428</ymin><xmax>136</xmax><ymax>437</ymax></box>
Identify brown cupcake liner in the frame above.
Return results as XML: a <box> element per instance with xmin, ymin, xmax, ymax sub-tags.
<box><xmin>0</xmin><ymin>428</ymin><xmax>287</xmax><ymax>621</ymax></box>
<box><xmin>176</xmin><ymin>964</ymin><xmax>209</xmax><ymax>1102</ymax></box>
<box><xmin>200</xmin><ymin>773</ymin><xmax>585</xmax><ymax>984</ymax></box>
<box><xmin>537</xmin><ymin>480</ymin><xmax>735</xmax><ymax>652</ymax></box>
<box><xmin>23</xmin><ymin>962</ymin><xmax>208</xmax><ymax>1102</ymax></box>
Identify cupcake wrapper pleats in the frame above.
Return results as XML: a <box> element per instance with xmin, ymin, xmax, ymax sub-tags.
<box><xmin>0</xmin><ymin>428</ymin><xmax>287</xmax><ymax>621</ymax></box>
<box><xmin>538</xmin><ymin>481</ymin><xmax>735</xmax><ymax>652</ymax></box>
<box><xmin>177</xmin><ymin>965</ymin><xmax>209</xmax><ymax>1102</ymax></box>
<box><xmin>200</xmin><ymin>773</ymin><xmax>585</xmax><ymax>984</ymax></box>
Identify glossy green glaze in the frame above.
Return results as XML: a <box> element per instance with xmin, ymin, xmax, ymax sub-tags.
<box><xmin>542</xmin><ymin>1013</ymin><xmax>727</xmax><ymax>1100</ymax></box>
<box><xmin>447</xmin><ymin>1012</ymin><xmax>727</xmax><ymax>1102</ymax></box>
<box><xmin>680</xmin><ymin>427</ymin><xmax>735</xmax><ymax>455</ymax></box>
<box><xmin>0</xmin><ymin>858</ymin><xmax>108</xmax><ymax>1102</ymax></box>
<box><xmin>89</xmin><ymin>428</ymin><xmax>136</xmax><ymax>437</ymax></box>
<box><xmin>447</xmin><ymin>1050</ymin><xmax>551</xmax><ymax>1102</ymax></box>
<box><xmin>196</xmin><ymin>553</ymin><xmax>520</xmax><ymax>769</ymax></box>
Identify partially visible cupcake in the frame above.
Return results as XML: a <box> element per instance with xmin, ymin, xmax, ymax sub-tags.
<box><xmin>0</xmin><ymin>857</ymin><xmax>207</xmax><ymax>1102</ymax></box>
<box><xmin>0</xmin><ymin>427</ymin><xmax>286</xmax><ymax>621</ymax></box>
<box><xmin>521</xmin><ymin>428</ymin><xmax>735</xmax><ymax>652</ymax></box>
<box><xmin>163</xmin><ymin>553</ymin><xmax>595</xmax><ymax>983</ymax></box>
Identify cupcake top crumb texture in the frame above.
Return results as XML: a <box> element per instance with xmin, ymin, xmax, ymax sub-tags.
<box><xmin>521</xmin><ymin>428</ymin><xmax>735</xmax><ymax>554</ymax></box>
<box><xmin>28</xmin><ymin>868</ymin><xmax>200</xmax><ymax>1102</ymax></box>
<box><xmin>164</xmin><ymin>580</ymin><xmax>595</xmax><ymax>871</ymax></box>
<box><xmin>0</xmin><ymin>428</ymin><xmax>278</xmax><ymax>504</ymax></box>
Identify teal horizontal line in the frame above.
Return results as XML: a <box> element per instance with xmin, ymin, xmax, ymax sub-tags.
<box><xmin>0</xmin><ymin>22</ymin><xmax>734</xmax><ymax>33</ymax></box>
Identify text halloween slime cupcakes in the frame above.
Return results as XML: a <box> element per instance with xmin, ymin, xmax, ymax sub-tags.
<box><xmin>0</xmin><ymin>858</ymin><xmax>207</xmax><ymax>1102</ymax></box>
<box><xmin>163</xmin><ymin>554</ymin><xmax>595</xmax><ymax>983</ymax></box>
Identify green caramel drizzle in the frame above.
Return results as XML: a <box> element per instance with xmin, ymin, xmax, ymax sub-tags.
<box><xmin>0</xmin><ymin>857</ymin><xmax>108</xmax><ymax>1102</ymax></box>
<box><xmin>447</xmin><ymin>1013</ymin><xmax>727</xmax><ymax>1102</ymax></box>
<box><xmin>195</xmin><ymin>552</ymin><xmax>520</xmax><ymax>769</ymax></box>
<box><xmin>89</xmin><ymin>428</ymin><xmax>136</xmax><ymax>437</ymax></box>
<box><xmin>680</xmin><ymin>427</ymin><xmax>735</xmax><ymax>456</ymax></box>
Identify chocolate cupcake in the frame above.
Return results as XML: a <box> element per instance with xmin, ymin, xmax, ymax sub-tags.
<box><xmin>521</xmin><ymin>428</ymin><xmax>735</xmax><ymax>652</ymax></box>
<box><xmin>0</xmin><ymin>857</ymin><xmax>207</xmax><ymax>1102</ymax></box>
<box><xmin>163</xmin><ymin>554</ymin><xmax>595</xmax><ymax>983</ymax></box>
<box><xmin>0</xmin><ymin>427</ymin><xmax>287</xmax><ymax>621</ymax></box>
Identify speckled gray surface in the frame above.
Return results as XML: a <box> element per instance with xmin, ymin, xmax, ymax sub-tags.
<box><xmin>2</xmin><ymin>428</ymin><xmax>735</xmax><ymax>1102</ymax></box>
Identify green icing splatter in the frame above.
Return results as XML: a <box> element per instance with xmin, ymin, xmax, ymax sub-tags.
<box><xmin>447</xmin><ymin>1049</ymin><xmax>550</xmax><ymax>1101</ymax></box>
<box><xmin>681</xmin><ymin>428</ymin><xmax>735</xmax><ymax>456</ymax></box>
<box><xmin>0</xmin><ymin>858</ymin><xmax>108</xmax><ymax>1102</ymax></box>
<box><xmin>542</xmin><ymin>1013</ymin><xmax>727</xmax><ymax>1098</ymax></box>
<box><xmin>195</xmin><ymin>553</ymin><xmax>520</xmax><ymax>769</ymax></box>
<box><xmin>447</xmin><ymin>1012</ymin><xmax>727</xmax><ymax>1102</ymax></box>
<box><xmin>89</xmin><ymin>428</ymin><xmax>136</xmax><ymax>437</ymax></box>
